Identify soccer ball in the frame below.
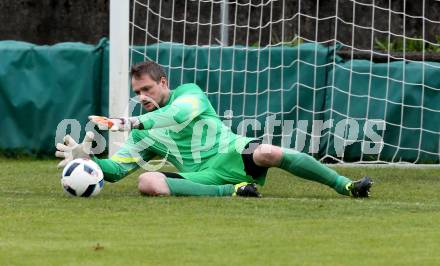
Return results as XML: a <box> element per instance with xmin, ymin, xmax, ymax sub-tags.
<box><xmin>61</xmin><ymin>158</ymin><xmax>104</xmax><ymax>197</ymax></box>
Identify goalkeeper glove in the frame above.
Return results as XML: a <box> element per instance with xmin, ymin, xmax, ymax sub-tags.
<box><xmin>55</xmin><ymin>131</ymin><xmax>94</xmax><ymax>168</ymax></box>
<box><xmin>88</xmin><ymin>115</ymin><xmax>142</xmax><ymax>131</ymax></box>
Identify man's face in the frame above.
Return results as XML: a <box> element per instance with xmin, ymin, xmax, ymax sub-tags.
<box><xmin>131</xmin><ymin>74</ymin><xmax>168</xmax><ymax>112</ymax></box>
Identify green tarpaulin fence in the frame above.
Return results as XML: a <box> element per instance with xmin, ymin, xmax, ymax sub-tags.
<box><xmin>1</xmin><ymin>39</ymin><xmax>439</xmax><ymax>162</ymax></box>
<box><xmin>0</xmin><ymin>39</ymin><xmax>107</xmax><ymax>156</ymax></box>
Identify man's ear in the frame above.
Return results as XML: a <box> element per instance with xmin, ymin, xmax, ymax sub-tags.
<box><xmin>160</xmin><ymin>76</ymin><xmax>168</xmax><ymax>87</ymax></box>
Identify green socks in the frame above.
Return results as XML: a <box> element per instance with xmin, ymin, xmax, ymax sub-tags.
<box><xmin>279</xmin><ymin>149</ymin><xmax>351</xmax><ymax>196</ymax></box>
<box><xmin>165</xmin><ymin>178</ymin><xmax>235</xmax><ymax>197</ymax></box>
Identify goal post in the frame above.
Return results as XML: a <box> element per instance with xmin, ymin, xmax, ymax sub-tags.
<box><xmin>109</xmin><ymin>0</ymin><xmax>130</xmax><ymax>156</ymax></box>
<box><xmin>114</xmin><ymin>0</ymin><xmax>440</xmax><ymax>165</ymax></box>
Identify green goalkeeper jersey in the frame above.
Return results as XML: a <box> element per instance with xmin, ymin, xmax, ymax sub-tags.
<box><xmin>93</xmin><ymin>83</ymin><xmax>255</xmax><ymax>183</ymax></box>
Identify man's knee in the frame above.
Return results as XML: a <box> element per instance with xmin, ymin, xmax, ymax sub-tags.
<box><xmin>138</xmin><ymin>172</ymin><xmax>170</xmax><ymax>196</ymax></box>
<box><xmin>253</xmin><ymin>144</ymin><xmax>283</xmax><ymax>167</ymax></box>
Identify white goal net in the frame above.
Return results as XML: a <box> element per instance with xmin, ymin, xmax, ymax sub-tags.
<box><xmin>127</xmin><ymin>0</ymin><xmax>440</xmax><ymax>164</ymax></box>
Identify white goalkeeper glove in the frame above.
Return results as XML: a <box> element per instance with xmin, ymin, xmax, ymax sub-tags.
<box><xmin>88</xmin><ymin>115</ymin><xmax>142</xmax><ymax>131</ymax></box>
<box><xmin>55</xmin><ymin>131</ymin><xmax>94</xmax><ymax>168</ymax></box>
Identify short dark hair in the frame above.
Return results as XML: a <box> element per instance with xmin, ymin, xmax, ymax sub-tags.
<box><xmin>130</xmin><ymin>61</ymin><xmax>167</xmax><ymax>83</ymax></box>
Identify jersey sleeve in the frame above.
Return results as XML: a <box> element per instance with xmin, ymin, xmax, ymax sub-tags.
<box><xmin>91</xmin><ymin>131</ymin><xmax>156</xmax><ymax>182</ymax></box>
<box><xmin>138</xmin><ymin>91</ymin><xmax>208</xmax><ymax>130</ymax></box>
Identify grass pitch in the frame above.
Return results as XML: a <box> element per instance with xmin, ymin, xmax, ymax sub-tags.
<box><xmin>1</xmin><ymin>158</ymin><xmax>440</xmax><ymax>266</ymax></box>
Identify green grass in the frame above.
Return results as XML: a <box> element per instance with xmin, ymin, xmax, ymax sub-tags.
<box><xmin>1</xmin><ymin>158</ymin><xmax>440</xmax><ymax>266</ymax></box>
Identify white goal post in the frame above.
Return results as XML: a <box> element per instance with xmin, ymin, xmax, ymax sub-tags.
<box><xmin>109</xmin><ymin>0</ymin><xmax>130</xmax><ymax>156</ymax></box>
<box><xmin>109</xmin><ymin>0</ymin><xmax>440</xmax><ymax>165</ymax></box>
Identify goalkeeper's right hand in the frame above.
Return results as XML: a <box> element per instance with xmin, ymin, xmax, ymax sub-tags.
<box><xmin>55</xmin><ymin>131</ymin><xmax>94</xmax><ymax>168</ymax></box>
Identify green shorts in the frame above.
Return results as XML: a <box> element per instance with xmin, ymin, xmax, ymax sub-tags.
<box><xmin>178</xmin><ymin>140</ymin><xmax>268</xmax><ymax>186</ymax></box>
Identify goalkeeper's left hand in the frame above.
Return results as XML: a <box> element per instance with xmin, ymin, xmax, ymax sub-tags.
<box><xmin>55</xmin><ymin>132</ymin><xmax>94</xmax><ymax>168</ymax></box>
<box><xmin>88</xmin><ymin>115</ymin><xmax>141</xmax><ymax>131</ymax></box>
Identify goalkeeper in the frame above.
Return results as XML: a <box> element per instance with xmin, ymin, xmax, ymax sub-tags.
<box><xmin>56</xmin><ymin>61</ymin><xmax>372</xmax><ymax>198</ymax></box>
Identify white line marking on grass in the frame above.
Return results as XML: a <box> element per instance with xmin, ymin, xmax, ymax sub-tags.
<box><xmin>258</xmin><ymin>197</ymin><xmax>440</xmax><ymax>209</ymax></box>
<box><xmin>2</xmin><ymin>191</ymin><xmax>440</xmax><ymax>209</ymax></box>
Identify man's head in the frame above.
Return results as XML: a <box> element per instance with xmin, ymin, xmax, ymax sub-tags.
<box><xmin>131</xmin><ymin>61</ymin><xmax>170</xmax><ymax>112</ymax></box>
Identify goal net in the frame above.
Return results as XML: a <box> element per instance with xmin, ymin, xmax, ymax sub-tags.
<box><xmin>127</xmin><ymin>0</ymin><xmax>440</xmax><ymax>164</ymax></box>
